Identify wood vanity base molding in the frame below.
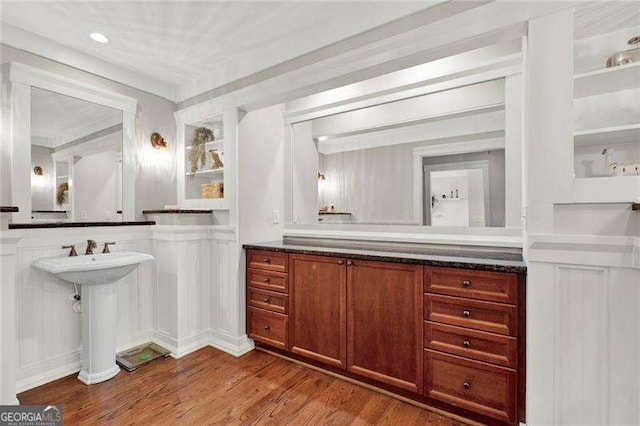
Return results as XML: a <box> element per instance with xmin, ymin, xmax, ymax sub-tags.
<box><xmin>245</xmin><ymin>247</ymin><xmax>526</xmax><ymax>425</ymax></box>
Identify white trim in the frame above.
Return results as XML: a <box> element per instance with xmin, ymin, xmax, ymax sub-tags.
<box><xmin>7</xmin><ymin>62</ymin><xmax>137</xmax><ymax>113</ymax></box>
<box><xmin>2</xmin><ymin>23</ymin><xmax>178</xmax><ymax>102</ymax></box>
<box><xmin>412</xmin><ymin>138</ymin><xmax>505</xmax><ymax>224</ymax></box>
<box><xmin>209</xmin><ymin>330</ymin><xmax>255</xmax><ymax>357</ymax></box>
<box><xmin>527</xmin><ymin>234</ymin><xmax>640</xmax><ymax>270</ymax></box>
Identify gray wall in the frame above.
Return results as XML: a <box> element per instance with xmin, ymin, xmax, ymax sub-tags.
<box><xmin>1</xmin><ymin>44</ymin><xmax>178</xmax><ymax>218</ymax></box>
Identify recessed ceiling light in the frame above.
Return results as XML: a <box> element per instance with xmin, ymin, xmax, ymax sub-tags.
<box><xmin>90</xmin><ymin>33</ymin><xmax>109</xmax><ymax>44</ymax></box>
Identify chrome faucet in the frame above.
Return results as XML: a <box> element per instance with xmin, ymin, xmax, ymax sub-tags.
<box><xmin>85</xmin><ymin>239</ymin><xmax>97</xmax><ymax>255</ymax></box>
<box><xmin>102</xmin><ymin>242</ymin><xmax>116</xmax><ymax>253</ymax></box>
<box><xmin>62</xmin><ymin>245</ymin><xmax>77</xmax><ymax>257</ymax></box>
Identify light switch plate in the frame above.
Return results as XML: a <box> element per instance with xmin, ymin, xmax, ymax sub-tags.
<box><xmin>80</xmin><ymin>210</ymin><xmax>88</xmax><ymax>219</ymax></box>
<box><xmin>272</xmin><ymin>210</ymin><xmax>280</xmax><ymax>224</ymax></box>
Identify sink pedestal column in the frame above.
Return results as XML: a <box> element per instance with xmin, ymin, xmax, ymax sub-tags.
<box><xmin>77</xmin><ymin>281</ymin><xmax>120</xmax><ymax>384</ymax></box>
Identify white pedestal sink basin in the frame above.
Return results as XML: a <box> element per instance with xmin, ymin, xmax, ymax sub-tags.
<box><xmin>32</xmin><ymin>251</ymin><xmax>154</xmax><ymax>384</ymax></box>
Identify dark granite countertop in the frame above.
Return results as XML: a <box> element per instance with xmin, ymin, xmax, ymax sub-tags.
<box><xmin>9</xmin><ymin>221</ymin><xmax>155</xmax><ymax>229</ymax></box>
<box><xmin>32</xmin><ymin>210</ymin><xmax>67</xmax><ymax>214</ymax></box>
<box><xmin>0</xmin><ymin>206</ymin><xmax>19</xmax><ymax>213</ymax></box>
<box><xmin>143</xmin><ymin>209</ymin><xmax>213</xmax><ymax>214</ymax></box>
<box><xmin>244</xmin><ymin>241</ymin><xmax>527</xmax><ymax>273</ymax></box>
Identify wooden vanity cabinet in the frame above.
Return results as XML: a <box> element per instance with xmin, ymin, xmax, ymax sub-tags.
<box><xmin>347</xmin><ymin>259</ymin><xmax>423</xmax><ymax>394</ymax></box>
<box><xmin>289</xmin><ymin>254</ymin><xmax>347</xmax><ymax>369</ymax></box>
<box><xmin>245</xmin><ymin>248</ymin><xmax>525</xmax><ymax>425</ymax></box>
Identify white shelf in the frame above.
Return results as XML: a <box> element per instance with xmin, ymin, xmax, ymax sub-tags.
<box><xmin>185</xmin><ymin>139</ymin><xmax>223</xmax><ymax>150</ymax></box>
<box><xmin>574</xmin><ymin>124</ymin><xmax>640</xmax><ymax>147</ymax></box>
<box><xmin>185</xmin><ymin>168</ymin><xmax>224</xmax><ymax>177</ymax></box>
<box><xmin>56</xmin><ymin>175</ymin><xmax>68</xmax><ymax>179</ymax></box>
<box><xmin>574</xmin><ymin>62</ymin><xmax>640</xmax><ymax>98</ymax></box>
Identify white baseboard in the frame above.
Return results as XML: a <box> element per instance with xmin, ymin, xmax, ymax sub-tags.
<box><xmin>209</xmin><ymin>330</ymin><xmax>254</xmax><ymax>357</ymax></box>
<box><xmin>16</xmin><ymin>330</ymin><xmax>155</xmax><ymax>393</ymax></box>
<box><xmin>152</xmin><ymin>330</ymin><xmax>210</xmax><ymax>359</ymax></box>
<box><xmin>16</xmin><ymin>362</ymin><xmax>81</xmax><ymax>394</ymax></box>
<box><xmin>14</xmin><ymin>329</ymin><xmax>253</xmax><ymax>393</ymax></box>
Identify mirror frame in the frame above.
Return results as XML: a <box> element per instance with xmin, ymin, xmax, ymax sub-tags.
<box><xmin>3</xmin><ymin>62</ymin><xmax>137</xmax><ymax>223</ymax></box>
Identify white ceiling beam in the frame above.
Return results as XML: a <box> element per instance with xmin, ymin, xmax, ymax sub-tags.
<box><xmin>178</xmin><ymin>1</ymin><xmax>577</xmax><ymax>112</ymax></box>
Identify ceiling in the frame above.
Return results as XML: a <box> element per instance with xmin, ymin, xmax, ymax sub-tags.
<box><xmin>1</xmin><ymin>1</ymin><xmax>433</xmax><ymax>102</ymax></box>
<box><xmin>31</xmin><ymin>88</ymin><xmax>122</xmax><ymax>148</ymax></box>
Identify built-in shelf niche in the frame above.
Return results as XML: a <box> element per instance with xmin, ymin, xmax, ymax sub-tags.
<box><xmin>183</xmin><ymin>118</ymin><xmax>225</xmax><ymax>205</ymax></box>
<box><xmin>571</xmin><ymin>10</ymin><xmax>640</xmax><ymax>201</ymax></box>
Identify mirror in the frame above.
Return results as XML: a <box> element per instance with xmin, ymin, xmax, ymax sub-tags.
<box><xmin>291</xmin><ymin>80</ymin><xmax>507</xmax><ymax>227</ymax></box>
<box><xmin>30</xmin><ymin>88</ymin><xmax>123</xmax><ymax>222</ymax></box>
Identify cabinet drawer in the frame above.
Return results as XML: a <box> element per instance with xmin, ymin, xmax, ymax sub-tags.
<box><xmin>248</xmin><ymin>249</ymin><xmax>288</xmax><ymax>273</ymax></box>
<box><xmin>425</xmin><ymin>349</ymin><xmax>516</xmax><ymax>424</ymax></box>
<box><xmin>248</xmin><ymin>269</ymin><xmax>288</xmax><ymax>293</ymax></box>
<box><xmin>425</xmin><ymin>267</ymin><xmax>517</xmax><ymax>304</ymax></box>
<box><xmin>248</xmin><ymin>307</ymin><xmax>288</xmax><ymax>350</ymax></box>
<box><xmin>424</xmin><ymin>321</ymin><xmax>517</xmax><ymax>368</ymax></box>
<box><xmin>425</xmin><ymin>294</ymin><xmax>517</xmax><ymax>336</ymax></box>
<box><xmin>248</xmin><ymin>287</ymin><xmax>288</xmax><ymax>314</ymax></box>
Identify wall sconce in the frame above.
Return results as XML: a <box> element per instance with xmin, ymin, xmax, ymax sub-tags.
<box><xmin>150</xmin><ymin>132</ymin><xmax>168</xmax><ymax>150</ymax></box>
<box><xmin>33</xmin><ymin>166</ymin><xmax>44</xmax><ymax>176</ymax></box>
<box><xmin>317</xmin><ymin>172</ymin><xmax>325</xmax><ymax>180</ymax></box>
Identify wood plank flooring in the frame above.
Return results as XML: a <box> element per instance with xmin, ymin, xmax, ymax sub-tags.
<box><xmin>18</xmin><ymin>346</ymin><xmax>463</xmax><ymax>425</ymax></box>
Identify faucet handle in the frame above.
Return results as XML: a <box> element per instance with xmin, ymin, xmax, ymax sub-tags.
<box><xmin>102</xmin><ymin>242</ymin><xmax>116</xmax><ymax>253</ymax></box>
<box><xmin>85</xmin><ymin>239</ymin><xmax>97</xmax><ymax>255</ymax></box>
<box><xmin>62</xmin><ymin>245</ymin><xmax>77</xmax><ymax>257</ymax></box>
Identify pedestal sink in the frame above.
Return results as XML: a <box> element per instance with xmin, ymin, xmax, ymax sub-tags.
<box><xmin>32</xmin><ymin>251</ymin><xmax>154</xmax><ymax>384</ymax></box>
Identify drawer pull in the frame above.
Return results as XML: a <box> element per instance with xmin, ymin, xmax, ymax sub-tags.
<box><xmin>263</xmin><ymin>257</ymin><xmax>271</xmax><ymax>263</ymax></box>
<box><xmin>462</xmin><ymin>280</ymin><xmax>471</xmax><ymax>288</ymax></box>
<box><xmin>346</xmin><ymin>261</ymin><xmax>353</xmax><ymax>266</ymax></box>
<box><xmin>263</xmin><ymin>325</ymin><xmax>270</xmax><ymax>331</ymax></box>
<box><xmin>338</xmin><ymin>260</ymin><xmax>344</xmax><ymax>265</ymax></box>
<box><xmin>463</xmin><ymin>381</ymin><xmax>472</xmax><ymax>390</ymax></box>
<box><xmin>463</xmin><ymin>340</ymin><xmax>471</xmax><ymax>348</ymax></box>
<box><xmin>263</xmin><ymin>277</ymin><xmax>270</xmax><ymax>283</ymax></box>
<box><xmin>463</xmin><ymin>309</ymin><xmax>471</xmax><ymax>318</ymax></box>
<box><xmin>263</xmin><ymin>297</ymin><xmax>270</xmax><ymax>303</ymax></box>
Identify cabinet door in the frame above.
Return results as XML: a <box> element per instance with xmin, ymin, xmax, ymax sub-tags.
<box><xmin>290</xmin><ymin>254</ymin><xmax>347</xmax><ymax>369</ymax></box>
<box><xmin>347</xmin><ymin>259</ymin><xmax>423</xmax><ymax>394</ymax></box>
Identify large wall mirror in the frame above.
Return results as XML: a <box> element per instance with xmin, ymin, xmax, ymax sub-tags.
<box><xmin>6</xmin><ymin>62</ymin><xmax>137</xmax><ymax>223</ymax></box>
<box><xmin>290</xmin><ymin>79</ymin><xmax>519</xmax><ymax>229</ymax></box>
<box><xmin>30</xmin><ymin>88</ymin><xmax>123</xmax><ymax>222</ymax></box>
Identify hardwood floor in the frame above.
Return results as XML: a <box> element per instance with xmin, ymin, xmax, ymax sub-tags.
<box><xmin>18</xmin><ymin>347</ymin><xmax>464</xmax><ymax>425</ymax></box>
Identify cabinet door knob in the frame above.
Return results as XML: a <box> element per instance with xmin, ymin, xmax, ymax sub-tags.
<box><xmin>338</xmin><ymin>260</ymin><xmax>344</xmax><ymax>265</ymax></box>
<box><xmin>263</xmin><ymin>325</ymin><xmax>270</xmax><ymax>331</ymax></box>
<box><xmin>462</xmin><ymin>280</ymin><xmax>471</xmax><ymax>288</ymax></box>
<box><xmin>346</xmin><ymin>261</ymin><xmax>353</xmax><ymax>266</ymax></box>
<box><xmin>463</xmin><ymin>381</ymin><xmax>471</xmax><ymax>390</ymax></box>
<box><xmin>462</xmin><ymin>309</ymin><xmax>471</xmax><ymax>318</ymax></box>
<box><xmin>263</xmin><ymin>258</ymin><xmax>271</xmax><ymax>263</ymax></box>
<box><xmin>463</xmin><ymin>340</ymin><xmax>471</xmax><ymax>348</ymax></box>
<box><xmin>263</xmin><ymin>297</ymin><xmax>270</xmax><ymax>303</ymax></box>
<box><xmin>264</xmin><ymin>278</ymin><xmax>270</xmax><ymax>283</ymax></box>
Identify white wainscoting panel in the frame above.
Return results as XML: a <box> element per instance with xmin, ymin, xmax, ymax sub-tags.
<box><xmin>527</xmin><ymin>233</ymin><xmax>640</xmax><ymax>425</ymax></box>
